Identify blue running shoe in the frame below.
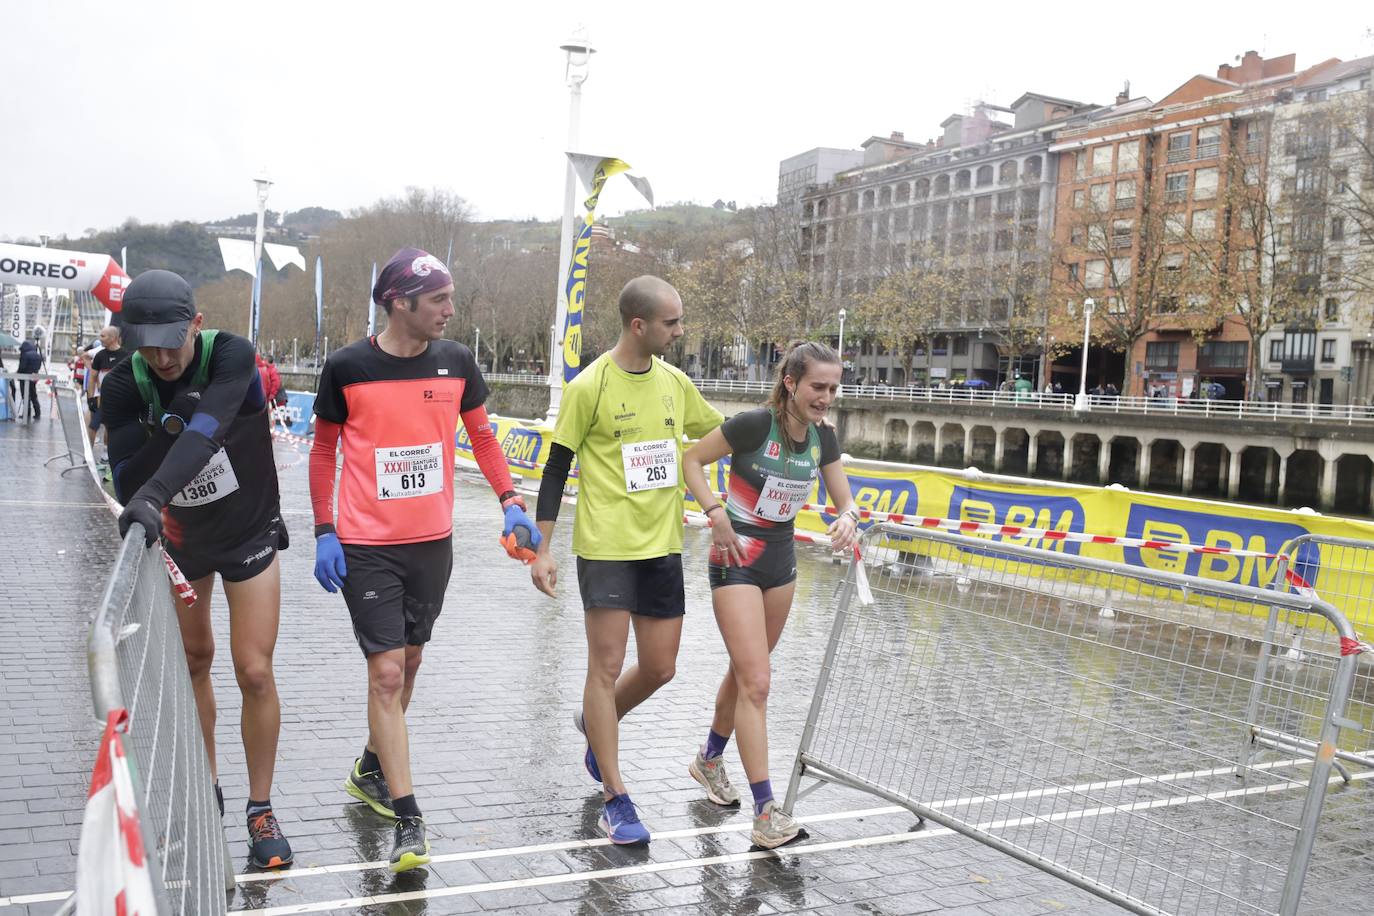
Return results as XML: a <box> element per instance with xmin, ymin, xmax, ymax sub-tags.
<box><xmin>599</xmin><ymin>794</ymin><xmax>649</xmax><ymax>845</ymax></box>
<box><xmin>572</xmin><ymin>711</ymin><xmax>602</xmax><ymax>783</ymax></box>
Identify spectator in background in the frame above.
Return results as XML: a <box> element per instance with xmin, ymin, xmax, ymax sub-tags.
<box><xmin>17</xmin><ymin>334</ymin><xmax>44</xmax><ymax>421</ymax></box>
<box><xmin>256</xmin><ymin>352</ymin><xmax>282</xmax><ymax>408</ymax></box>
<box><xmin>89</xmin><ymin>326</ymin><xmax>129</xmax><ymax>452</ymax></box>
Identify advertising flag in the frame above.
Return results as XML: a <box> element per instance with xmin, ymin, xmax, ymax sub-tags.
<box><xmin>560</xmin><ymin>156</ymin><xmax>653</xmax><ymax>383</ymax></box>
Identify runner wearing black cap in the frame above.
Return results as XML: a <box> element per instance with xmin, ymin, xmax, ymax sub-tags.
<box><xmin>310</xmin><ymin>247</ymin><xmax>538</xmax><ymax>872</ymax></box>
<box><xmin>103</xmin><ymin>269</ymin><xmax>293</xmax><ymax>869</ymax></box>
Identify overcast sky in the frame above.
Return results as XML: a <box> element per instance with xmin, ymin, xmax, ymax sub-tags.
<box><xmin>2</xmin><ymin>0</ymin><xmax>1371</xmax><ymax>242</ymax></box>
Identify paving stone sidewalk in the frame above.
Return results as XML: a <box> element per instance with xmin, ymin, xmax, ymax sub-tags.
<box><xmin>0</xmin><ymin>415</ymin><xmax>1135</xmax><ymax>916</ymax></box>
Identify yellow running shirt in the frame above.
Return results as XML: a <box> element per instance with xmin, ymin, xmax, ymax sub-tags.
<box><xmin>553</xmin><ymin>353</ymin><xmax>723</xmax><ymax>560</ymax></box>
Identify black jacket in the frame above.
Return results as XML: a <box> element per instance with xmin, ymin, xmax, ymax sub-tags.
<box><xmin>17</xmin><ymin>341</ymin><xmax>43</xmax><ymax>373</ymax></box>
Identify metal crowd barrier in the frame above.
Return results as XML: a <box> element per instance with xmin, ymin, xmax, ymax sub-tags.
<box><xmin>45</xmin><ymin>383</ymin><xmax>89</xmax><ymax>477</ymax></box>
<box><xmin>785</xmin><ymin>522</ymin><xmax>1373</xmax><ymax>916</ymax></box>
<box><xmin>84</xmin><ymin>521</ymin><xmax>232</xmax><ymax>915</ymax></box>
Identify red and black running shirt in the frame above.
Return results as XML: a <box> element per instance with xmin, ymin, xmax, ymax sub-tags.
<box><xmin>314</xmin><ymin>337</ymin><xmax>487</xmax><ymax>545</ymax></box>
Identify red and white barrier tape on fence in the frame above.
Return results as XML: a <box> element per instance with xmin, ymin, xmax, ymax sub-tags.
<box><xmin>68</xmin><ymin>386</ymin><xmax>199</xmax><ymax>607</ymax></box>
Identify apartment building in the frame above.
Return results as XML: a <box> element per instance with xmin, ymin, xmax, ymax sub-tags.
<box><xmin>793</xmin><ymin>94</ymin><xmax>1098</xmax><ymax>386</ymax></box>
<box><xmin>1263</xmin><ymin>57</ymin><xmax>1374</xmax><ymax>406</ymax></box>
<box><xmin>1048</xmin><ymin>51</ymin><xmax>1298</xmax><ymax>398</ymax></box>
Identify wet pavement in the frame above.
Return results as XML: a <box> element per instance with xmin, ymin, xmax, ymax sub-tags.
<box><xmin>3</xmin><ymin>410</ymin><xmax>1337</xmax><ymax>916</ymax></box>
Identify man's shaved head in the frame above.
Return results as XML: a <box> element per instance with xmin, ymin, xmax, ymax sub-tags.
<box><xmin>99</xmin><ymin>325</ymin><xmax>121</xmax><ymax>347</ymax></box>
<box><xmin>618</xmin><ymin>276</ymin><xmax>680</xmax><ymax>327</ymax></box>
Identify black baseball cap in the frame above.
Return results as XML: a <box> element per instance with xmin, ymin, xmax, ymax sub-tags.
<box><xmin>116</xmin><ymin>270</ymin><xmax>197</xmax><ymax>350</ymax></box>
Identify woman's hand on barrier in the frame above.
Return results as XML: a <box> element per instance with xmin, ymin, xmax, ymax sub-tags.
<box><xmin>827</xmin><ymin>510</ymin><xmax>860</xmax><ymax>554</ymax></box>
<box><xmin>117</xmin><ymin>497</ymin><xmax>162</xmax><ymax>547</ymax></box>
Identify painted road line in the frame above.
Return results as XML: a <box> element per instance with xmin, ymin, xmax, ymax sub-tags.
<box><xmin>234</xmin><ymin>770</ymin><xmax>1374</xmax><ymax>916</ymax></box>
<box><xmin>1</xmin><ymin>751</ymin><xmax>1337</xmax><ymax>909</ymax></box>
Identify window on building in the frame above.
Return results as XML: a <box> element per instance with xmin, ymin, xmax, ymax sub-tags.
<box><xmin>1085</xmin><ymin>259</ymin><xmax>1106</xmax><ymax>288</ymax></box>
<box><xmin>1092</xmin><ymin>146</ymin><xmax>1113</xmax><ymax>176</ymax></box>
<box><xmin>976</xmin><ymin>165</ymin><xmax>993</xmax><ymax>187</ymax></box>
<box><xmin>1090</xmin><ymin>183</ymin><xmax>1109</xmax><ymax>209</ymax></box>
<box><xmin>1111</xmin><ymin>257</ymin><xmax>1132</xmax><ymax>283</ymax></box>
<box><xmin>879</xmin><ymin>187</ymin><xmax>892</xmax><ymax>207</ymax></box>
<box><xmin>935</xmin><ymin>175</ymin><xmax>950</xmax><ymax>195</ymax></box>
<box><xmin>1269</xmin><ymin>338</ymin><xmax>1283</xmax><ymax>362</ymax></box>
<box><xmin>1238</xmin><ymin>249</ymin><xmax>1257</xmax><ymax>273</ymax></box>
<box><xmin>1167</xmin><ymin>131</ymin><xmax>1192</xmax><ymax>161</ymax></box>
<box><xmin>1025</xmin><ymin>156</ymin><xmax>1043</xmax><ymax>179</ymax></box>
<box><xmin>995</xmin><ymin>228</ymin><xmax>1014</xmax><ymax>251</ymax></box>
<box><xmin>974</xmin><ymin>195</ymin><xmax>992</xmax><ymax>219</ymax></box>
<box><xmin>817</xmin><ymin>198</ymin><xmax>829</xmax><ymax>219</ymax></box>
<box><xmin>1021</xmin><ymin>189</ymin><xmax>1040</xmax><ymax>216</ymax></box>
<box><xmin>996</xmin><ymin>191</ymin><xmax>1016</xmax><ymax>215</ymax></box>
<box><xmin>1115</xmin><ymin>179</ymin><xmax>1136</xmax><ymax>207</ymax></box>
<box><xmin>1307</xmin><ymin>89</ymin><xmax>1327</xmax><ymax>102</ymax></box>
<box><xmin>1283</xmin><ymin>330</ymin><xmax>1316</xmax><ymax>362</ymax></box>
<box><xmin>1157</xmin><ymin>295</ymin><xmax>1180</xmax><ymax>313</ymax></box>
<box><xmin>1193</xmin><ymin>167</ymin><xmax>1219</xmax><ymax>200</ymax></box>
<box><xmin>931</xmin><ymin>202</ymin><xmax>948</xmax><ymax>226</ymax></box>
<box><xmin>955</xmin><ymin>170</ymin><xmax>971</xmax><ymax>190</ymax></box>
<box><xmin>915</xmin><ymin>178</ymin><xmax>930</xmax><ymax>199</ymax></box>
<box><xmin>932</xmin><ymin>334</ymin><xmax>949</xmax><ymax>355</ymax></box>
<box><xmin>1328</xmin><ymin>255</ymin><xmax>1342</xmax><ymax>283</ymax></box>
<box><xmin>1200</xmin><ymin>340</ymin><xmax>1248</xmax><ymax>369</ymax></box>
<box><xmin>1165</xmin><ymin>212</ymin><xmax>1186</xmax><ymax>240</ymax></box>
<box><xmin>1296</xmin><ymin>165</ymin><xmax>1321</xmax><ymax>193</ymax></box>
<box><xmin>953</xmin><ymin>336</ymin><xmax>969</xmax><ymax>356</ymax></box>
<box><xmin>896</xmin><ymin>184</ymin><xmax>911</xmax><ymax>204</ymax></box>
<box><xmin>1071</xmin><ymin>225</ymin><xmax>1086</xmax><ymax>246</ymax></box>
<box><xmin>1145</xmin><ymin>341</ymin><xmax>1180</xmax><ymax>369</ymax></box>
<box><xmin>893</xmin><ymin>209</ymin><xmax>908</xmax><ymax>232</ymax></box>
<box><xmin>1088</xmin><ymin>224</ymin><xmax>1108</xmax><ymax>249</ymax></box>
<box><xmin>1165</xmin><ymin>172</ymin><xmax>1189</xmax><ymax>201</ymax></box>
<box><xmin>1072</xmin><ymin>188</ymin><xmax>1086</xmax><ymax>209</ymax></box>
<box><xmin>1333</xmin><ymin>168</ymin><xmax>1350</xmax><ymax>194</ymax></box>
<box><xmin>1164</xmin><ymin>252</ymin><xmax>1184</xmax><ymax>273</ymax></box>
<box><xmin>802</xmin><ymin>202</ymin><xmax>814</xmax><ymax>220</ymax></box>
<box><xmin>1332</xmin><ymin>217</ymin><xmax>1345</xmax><ymax>241</ymax></box>
<box><xmin>1192</xmin><ymin>209</ymin><xmax>1216</xmax><ymax>240</ymax></box>
<box><xmin>1068</xmin><ymin>262</ymin><xmax>1080</xmax><ymax>282</ymax></box>
<box><xmin>1112</xmin><ymin>218</ymin><xmax>1133</xmax><ymax>248</ymax></box>
<box><xmin>1321</xmin><ymin>338</ymin><xmax>1336</xmax><ymax>362</ymax></box>
<box><xmin>1197</xmin><ymin>125</ymin><xmax>1222</xmax><ymax>158</ymax></box>
<box><xmin>999</xmin><ymin>161</ymin><xmax>1017</xmax><ymax>183</ymax></box>
<box><xmin>1325</xmin><ymin>297</ymin><xmax>1340</xmax><ymax>321</ymax></box>
<box><xmin>862</xmin><ymin>189</ymin><xmax>875</xmax><ymax>210</ymax></box>
<box><xmin>1118</xmin><ymin>140</ymin><xmax>1140</xmax><ymax>172</ymax></box>
<box><xmin>1075</xmin><ymin>150</ymin><xmax>1088</xmax><ymax>179</ymax></box>
<box><xmin>912</xmin><ymin>206</ymin><xmax>927</xmax><ymax>236</ymax></box>
<box><xmin>952</xmin><ymin>200</ymin><xmax>969</xmax><ymax>226</ymax></box>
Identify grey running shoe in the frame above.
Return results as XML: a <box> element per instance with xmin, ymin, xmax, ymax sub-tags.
<box><xmin>390</xmin><ymin>816</ymin><xmax>430</xmax><ymax>872</ymax></box>
<box><xmin>344</xmin><ymin>758</ymin><xmax>395</xmax><ymax>819</ymax></box>
<box><xmin>751</xmin><ymin>801</ymin><xmax>803</xmax><ymax>849</ymax></box>
<box><xmin>688</xmin><ymin>749</ymin><xmax>740</xmax><ymax>806</ymax></box>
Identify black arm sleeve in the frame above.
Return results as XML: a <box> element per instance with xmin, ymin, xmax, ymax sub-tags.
<box><xmin>719</xmin><ymin>408</ymin><xmax>772</xmax><ymax>454</ymax></box>
<box><xmin>537</xmin><ymin>443</ymin><xmax>574</xmax><ymax>522</ymax></box>
<box><xmin>101</xmin><ymin>363</ymin><xmax>159</xmax><ymax>504</ymax></box>
<box><xmin>458</xmin><ymin>343</ymin><xmax>490</xmax><ymax>412</ymax></box>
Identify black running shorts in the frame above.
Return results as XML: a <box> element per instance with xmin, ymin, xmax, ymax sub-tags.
<box><xmin>708</xmin><ymin>534</ymin><xmax>797</xmax><ymax>592</ymax></box>
<box><xmin>575</xmin><ymin>554</ymin><xmax>685</xmax><ymax>618</ymax></box>
<box><xmin>341</xmin><ymin>535</ymin><xmax>453</xmax><ymax>655</ymax></box>
<box><xmin>165</xmin><ymin>514</ymin><xmax>288</xmax><ymax>584</ymax></box>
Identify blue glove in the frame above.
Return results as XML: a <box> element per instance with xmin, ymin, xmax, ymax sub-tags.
<box><xmin>502</xmin><ymin>503</ymin><xmax>541</xmax><ymax>549</ymax></box>
<box><xmin>314</xmin><ymin>533</ymin><xmax>348</xmax><ymax>592</ymax></box>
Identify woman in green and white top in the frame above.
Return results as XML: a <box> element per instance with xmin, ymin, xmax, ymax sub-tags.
<box><xmin>682</xmin><ymin>340</ymin><xmax>860</xmax><ymax>848</ymax></box>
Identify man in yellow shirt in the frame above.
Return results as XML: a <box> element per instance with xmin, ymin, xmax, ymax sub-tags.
<box><xmin>531</xmin><ymin>275</ymin><xmax>722</xmax><ymax>845</ymax></box>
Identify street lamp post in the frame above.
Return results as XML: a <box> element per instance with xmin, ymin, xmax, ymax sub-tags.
<box><xmin>474</xmin><ymin>327</ymin><xmax>481</xmax><ymax>368</ymax></box>
<box><xmin>1075</xmin><ymin>297</ymin><xmax>1095</xmax><ymax>411</ymax></box>
<box><xmin>546</xmin><ymin>29</ymin><xmax>594</xmax><ymax>423</ymax></box>
<box><xmin>249</xmin><ymin>174</ymin><xmax>273</xmax><ymax>346</ymax></box>
<box><xmin>837</xmin><ymin>307</ymin><xmax>847</xmax><ymax>390</ymax></box>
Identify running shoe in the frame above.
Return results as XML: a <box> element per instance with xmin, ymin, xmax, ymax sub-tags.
<box><xmin>572</xmin><ymin>711</ymin><xmax>602</xmax><ymax>783</ymax></box>
<box><xmin>247</xmin><ymin>809</ymin><xmax>294</xmax><ymax>868</ymax></box>
<box><xmin>751</xmin><ymin>801</ymin><xmax>802</xmax><ymax>849</ymax></box>
<box><xmin>688</xmin><ymin>749</ymin><xmax>740</xmax><ymax>806</ymax></box>
<box><xmin>598</xmin><ymin>795</ymin><xmax>650</xmax><ymax>845</ymax></box>
<box><xmin>390</xmin><ymin>816</ymin><xmax>431</xmax><ymax>872</ymax></box>
<box><xmin>344</xmin><ymin>758</ymin><xmax>396</xmax><ymax>819</ymax></box>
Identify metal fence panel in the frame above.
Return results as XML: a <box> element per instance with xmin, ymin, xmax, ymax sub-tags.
<box><xmin>87</xmin><ymin>523</ymin><xmax>231</xmax><ymax>915</ymax></box>
<box><xmin>46</xmin><ymin>383</ymin><xmax>89</xmax><ymax>476</ymax></box>
<box><xmin>786</xmin><ymin>523</ymin><xmax>1372</xmax><ymax>916</ymax></box>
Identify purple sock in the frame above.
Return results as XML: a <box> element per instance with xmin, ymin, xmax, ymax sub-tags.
<box><xmin>750</xmin><ymin>779</ymin><xmax>774</xmax><ymax>815</ymax></box>
<box><xmin>702</xmin><ymin>729</ymin><xmax>729</xmax><ymax>760</ymax></box>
